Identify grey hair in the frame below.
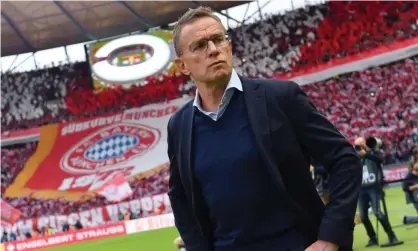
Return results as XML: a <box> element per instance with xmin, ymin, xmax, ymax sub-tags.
<box><xmin>173</xmin><ymin>6</ymin><xmax>224</xmax><ymax>56</ymax></box>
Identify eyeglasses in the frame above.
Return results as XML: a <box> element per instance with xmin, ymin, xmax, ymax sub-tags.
<box><xmin>181</xmin><ymin>34</ymin><xmax>230</xmax><ymax>56</ymax></box>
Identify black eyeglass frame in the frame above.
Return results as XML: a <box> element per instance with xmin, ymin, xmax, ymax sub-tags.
<box><xmin>178</xmin><ymin>34</ymin><xmax>231</xmax><ymax>56</ymax></box>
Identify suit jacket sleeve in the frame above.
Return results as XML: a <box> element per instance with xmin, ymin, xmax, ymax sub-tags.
<box><xmin>283</xmin><ymin>82</ymin><xmax>362</xmax><ymax>249</ymax></box>
<box><xmin>167</xmin><ymin>117</ymin><xmax>212</xmax><ymax>251</ymax></box>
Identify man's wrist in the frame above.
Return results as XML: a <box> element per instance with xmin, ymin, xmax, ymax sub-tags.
<box><xmin>318</xmin><ymin>239</ymin><xmax>339</xmax><ymax>247</ymax></box>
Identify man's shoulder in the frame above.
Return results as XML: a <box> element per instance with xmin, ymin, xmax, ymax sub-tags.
<box><xmin>241</xmin><ymin>76</ymin><xmax>300</xmax><ymax>99</ymax></box>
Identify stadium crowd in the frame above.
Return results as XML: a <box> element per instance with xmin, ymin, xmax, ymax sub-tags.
<box><xmin>232</xmin><ymin>1</ymin><xmax>418</xmax><ymax>78</ymax></box>
<box><xmin>1</xmin><ymin>62</ymin><xmax>89</xmax><ymax>130</ymax></box>
<box><xmin>1</xmin><ymin>0</ymin><xmax>418</xmax><ymax>240</ymax></box>
<box><xmin>305</xmin><ymin>57</ymin><xmax>418</xmax><ymax>164</ymax></box>
<box><xmin>2</xmin><ymin>1</ymin><xmax>417</xmax><ymax>131</ymax></box>
<box><xmin>1</xmin><ymin>143</ymin><xmax>37</xmax><ymax>195</ymax></box>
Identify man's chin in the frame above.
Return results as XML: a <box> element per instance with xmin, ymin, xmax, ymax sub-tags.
<box><xmin>208</xmin><ymin>69</ymin><xmax>232</xmax><ymax>84</ymax></box>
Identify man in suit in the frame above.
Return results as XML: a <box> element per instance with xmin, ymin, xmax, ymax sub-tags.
<box><xmin>354</xmin><ymin>137</ymin><xmax>403</xmax><ymax>247</ymax></box>
<box><xmin>168</xmin><ymin>6</ymin><xmax>362</xmax><ymax>251</ymax></box>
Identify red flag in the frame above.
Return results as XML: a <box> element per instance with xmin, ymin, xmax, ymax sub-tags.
<box><xmin>155</xmin><ymin>202</ymin><xmax>166</xmax><ymax>215</ymax></box>
<box><xmin>1</xmin><ymin>199</ymin><xmax>22</xmax><ymax>224</ymax></box>
<box><xmin>95</xmin><ymin>174</ymin><xmax>133</xmax><ymax>202</ymax></box>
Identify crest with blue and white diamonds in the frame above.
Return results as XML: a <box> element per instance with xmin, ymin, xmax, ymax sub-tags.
<box><xmin>84</xmin><ymin>134</ymin><xmax>139</xmax><ymax>161</ymax></box>
<box><xmin>61</xmin><ymin>123</ymin><xmax>159</xmax><ymax>174</ymax></box>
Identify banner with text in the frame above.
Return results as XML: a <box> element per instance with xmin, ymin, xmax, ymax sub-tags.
<box><xmin>2</xmin><ymin>213</ymin><xmax>175</xmax><ymax>251</ymax></box>
<box><xmin>9</xmin><ymin>193</ymin><xmax>170</xmax><ymax>235</ymax></box>
<box><xmin>5</xmin><ymin>98</ymin><xmax>188</xmax><ymax>200</ymax></box>
<box><xmin>2</xmin><ymin>222</ymin><xmax>126</xmax><ymax>251</ymax></box>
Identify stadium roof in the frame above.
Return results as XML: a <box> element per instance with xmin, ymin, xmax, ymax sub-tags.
<box><xmin>1</xmin><ymin>1</ymin><xmax>250</xmax><ymax>57</ymax></box>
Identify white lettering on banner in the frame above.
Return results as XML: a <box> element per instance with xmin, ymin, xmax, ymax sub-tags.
<box><xmin>8</xmin><ymin>216</ymin><xmax>176</xmax><ymax>251</ymax></box>
<box><xmin>49</xmin><ymin>216</ymin><xmax>58</xmax><ymax>229</ymax></box>
<box><xmin>122</xmin><ymin>106</ymin><xmax>179</xmax><ymax>121</ymax></box>
<box><xmin>125</xmin><ymin>213</ymin><xmax>175</xmax><ymax>234</ymax></box>
<box><xmin>140</xmin><ymin>197</ymin><xmax>153</xmax><ymax>211</ymax></box>
<box><xmin>75</xmin><ymin>225</ymin><xmax>124</xmax><ymax>240</ymax></box>
<box><xmin>67</xmin><ymin>213</ymin><xmax>80</xmax><ymax>225</ymax></box>
<box><xmin>90</xmin><ymin>208</ymin><xmax>105</xmax><ymax>226</ymax></box>
<box><xmin>57</xmin><ymin>177</ymin><xmax>74</xmax><ymax>191</ymax></box>
<box><xmin>37</xmin><ymin>217</ymin><xmax>49</xmax><ymax>230</ymax></box>
<box><xmin>72</xmin><ymin>175</ymin><xmax>97</xmax><ymax>188</ymax></box>
<box><xmin>152</xmin><ymin>194</ymin><xmax>164</xmax><ymax>209</ymax></box>
<box><xmin>15</xmin><ymin>193</ymin><xmax>170</xmax><ymax>235</ymax></box>
<box><xmin>16</xmin><ymin>220</ymin><xmax>32</xmax><ymax>234</ymax></box>
<box><xmin>56</xmin><ymin>215</ymin><xmax>68</xmax><ymax>227</ymax></box>
<box><xmin>7</xmin><ymin>223</ymin><xmax>126</xmax><ymax>251</ymax></box>
<box><xmin>146</xmin><ymin>214</ymin><xmax>174</xmax><ymax>230</ymax></box>
<box><xmin>129</xmin><ymin>200</ymin><xmax>141</xmax><ymax>215</ymax></box>
<box><xmin>163</xmin><ymin>193</ymin><xmax>170</xmax><ymax>206</ymax></box>
<box><xmin>79</xmin><ymin>211</ymin><xmax>92</xmax><ymax>227</ymax></box>
<box><xmin>13</xmin><ymin>234</ymin><xmax>74</xmax><ymax>251</ymax></box>
<box><xmin>61</xmin><ymin>114</ymin><xmax>123</xmax><ymax>136</ymax></box>
<box><xmin>118</xmin><ymin>202</ymin><xmax>130</xmax><ymax>213</ymax></box>
<box><xmin>383</xmin><ymin>166</ymin><xmax>409</xmax><ymax>182</ymax></box>
<box><xmin>105</xmin><ymin>204</ymin><xmax>120</xmax><ymax>222</ymax></box>
<box><xmin>57</xmin><ymin>167</ymin><xmax>135</xmax><ymax>191</ymax></box>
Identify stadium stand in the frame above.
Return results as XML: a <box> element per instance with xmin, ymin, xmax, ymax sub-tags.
<box><xmin>1</xmin><ymin>143</ymin><xmax>37</xmax><ymax>195</ymax></box>
<box><xmin>1</xmin><ymin>60</ymin><xmax>417</xmax><ymax>235</ymax></box>
<box><xmin>1</xmin><ymin>67</ymin><xmax>193</xmax><ymax>131</ymax></box>
<box><xmin>2</xmin><ymin>1</ymin><xmax>417</xmax><ymax>131</ymax></box>
<box><xmin>65</xmin><ymin>74</ymin><xmax>192</xmax><ymax>117</ymax></box>
<box><xmin>304</xmin><ymin>57</ymin><xmax>418</xmax><ymax>164</ymax></box>
<box><xmin>1</xmin><ymin>0</ymin><xmax>418</xmax><ymax>239</ymax></box>
<box><xmin>231</xmin><ymin>1</ymin><xmax>418</xmax><ymax>78</ymax></box>
<box><xmin>1</xmin><ymin>62</ymin><xmax>89</xmax><ymax>131</ymax></box>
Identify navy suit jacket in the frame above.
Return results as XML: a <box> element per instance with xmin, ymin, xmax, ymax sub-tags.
<box><xmin>167</xmin><ymin>76</ymin><xmax>362</xmax><ymax>251</ymax></box>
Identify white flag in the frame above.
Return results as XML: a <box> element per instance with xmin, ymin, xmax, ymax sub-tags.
<box><xmin>96</xmin><ymin>174</ymin><xmax>133</xmax><ymax>202</ymax></box>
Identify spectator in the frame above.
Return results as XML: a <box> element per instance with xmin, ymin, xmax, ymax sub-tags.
<box><xmin>9</xmin><ymin>231</ymin><xmax>17</xmax><ymax>241</ymax></box>
<box><xmin>74</xmin><ymin>220</ymin><xmax>83</xmax><ymax>230</ymax></box>
<box><xmin>1</xmin><ymin>231</ymin><xmax>8</xmax><ymax>243</ymax></box>
<box><xmin>403</xmin><ymin>147</ymin><xmax>418</xmax><ymax>213</ymax></box>
<box><xmin>62</xmin><ymin>222</ymin><xmax>70</xmax><ymax>232</ymax></box>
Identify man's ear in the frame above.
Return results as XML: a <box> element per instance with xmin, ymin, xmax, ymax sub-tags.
<box><xmin>228</xmin><ymin>39</ymin><xmax>232</xmax><ymax>49</ymax></box>
<box><xmin>174</xmin><ymin>57</ymin><xmax>190</xmax><ymax>76</ymax></box>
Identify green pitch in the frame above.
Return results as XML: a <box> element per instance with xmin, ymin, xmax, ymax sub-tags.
<box><xmin>46</xmin><ymin>188</ymin><xmax>418</xmax><ymax>251</ymax></box>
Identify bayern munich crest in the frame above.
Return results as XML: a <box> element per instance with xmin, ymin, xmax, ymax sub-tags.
<box><xmin>60</xmin><ymin>123</ymin><xmax>160</xmax><ymax>174</ymax></box>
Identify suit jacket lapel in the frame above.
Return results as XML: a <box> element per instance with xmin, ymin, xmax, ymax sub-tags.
<box><xmin>241</xmin><ymin>78</ymin><xmax>272</xmax><ymax>152</ymax></box>
<box><xmin>182</xmin><ymin>102</ymin><xmax>213</xmax><ymax>239</ymax></box>
<box><xmin>241</xmin><ymin>77</ymin><xmax>288</xmax><ymax>194</ymax></box>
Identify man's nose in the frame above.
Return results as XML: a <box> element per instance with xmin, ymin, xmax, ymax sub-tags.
<box><xmin>207</xmin><ymin>41</ymin><xmax>219</xmax><ymax>57</ymax></box>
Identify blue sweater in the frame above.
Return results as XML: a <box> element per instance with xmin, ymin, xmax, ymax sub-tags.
<box><xmin>193</xmin><ymin>91</ymin><xmax>307</xmax><ymax>251</ymax></box>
